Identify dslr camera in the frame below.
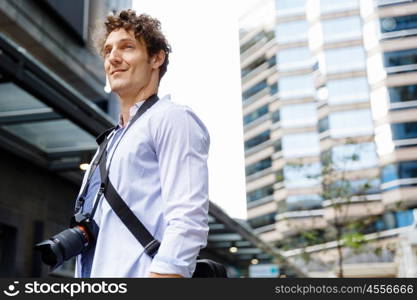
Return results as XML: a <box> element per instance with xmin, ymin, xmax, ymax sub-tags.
<box><xmin>35</xmin><ymin>213</ymin><xmax>98</xmax><ymax>271</ymax></box>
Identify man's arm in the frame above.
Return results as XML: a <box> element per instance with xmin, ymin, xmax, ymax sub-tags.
<box><xmin>147</xmin><ymin>105</ymin><xmax>210</xmax><ymax>278</ymax></box>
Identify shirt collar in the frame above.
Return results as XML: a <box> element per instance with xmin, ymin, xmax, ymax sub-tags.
<box><xmin>118</xmin><ymin>100</ymin><xmax>146</xmax><ymax>128</ymax></box>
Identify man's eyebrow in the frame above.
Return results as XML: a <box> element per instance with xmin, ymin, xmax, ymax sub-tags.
<box><xmin>104</xmin><ymin>38</ymin><xmax>136</xmax><ymax>48</ymax></box>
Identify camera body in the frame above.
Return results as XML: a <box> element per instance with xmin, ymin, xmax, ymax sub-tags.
<box><xmin>35</xmin><ymin>213</ymin><xmax>99</xmax><ymax>271</ymax></box>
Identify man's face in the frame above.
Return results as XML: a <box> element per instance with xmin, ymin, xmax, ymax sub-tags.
<box><xmin>103</xmin><ymin>28</ymin><xmax>152</xmax><ymax>96</ymax></box>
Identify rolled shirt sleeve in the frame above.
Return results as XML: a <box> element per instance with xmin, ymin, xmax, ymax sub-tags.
<box><xmin>148</xmin><ymin>106</ymin><xmax>210</xmax><ymax>277</ymax></box>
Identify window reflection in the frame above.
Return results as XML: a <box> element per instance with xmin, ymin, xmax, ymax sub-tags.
<box><xmin>327</xmin><ymin>77</ymin><xmax>369</xmax><ymax>105</ymax></box>
<box><xmin>246</xmin><ymin>157</ymin><xmax>272</xmax><ymax>176</ymax></box>
<box><xmin>245</xmin><ymin>130</ymin><xmax>270</xmax><ymax>151</ymax></box>
<box><xmin>242</xmin><ymin>80</ymin><xmax>267</xmax><ymax>100</ymax></box>
<box><xmin>284</xmin><ymin>162</ymin><xmax>321</xmax><ymax>188</ymax></box>
<box><xmin>243</xmin><ymin>104</ymin><xmax>269</xmax><ymax>125</ymax></box>
<box><xmin>282</xmin><ymin>132</ymin><xmax>320</xmax><ymax>157</ymax></box>
<box><xmin>248</xmin><ymin>212</ymin><xmax>276</xmax><ymax>229</ymax></box>
<box><xmin>384</xmin><ymin>48</ymin><xmax>417</xmax><ymax>68</ymax></box>
<box><xmin>388</xmin><ymin>84</ymin><xmax>417</xmax><ymax>102</ymax></box>
<box><xmin>380</xmin><ymin>14</ymin><xmax>417</xmax><ymax>33</ymax></box>
<box><xmin>247</xmin><ymin>184</ymin><xmax>274</xmax><ymax>202</ymax></box>
<box><xmin>276</xmin><ymin>20</ymin><xmax>309</xmax><ymax>43</ymax></box>
<box><xmin>331</xmin><ymin>143</ymin><xmax>378</xmax><ymax>171</ymax></box>
<box><xmin>391</xmin><ymin>122</ymin><xmax>417</xmax><ymax>140</ymax></box>
<box><xmin>277</xmin><ymin>47</ymin><xmax>312</xmax><ymax>71</ymax></box>
<box><xmin>286</xmin><ymin>194</ymin><xmax>322</xmax><ymax>211</ymax></box>
<box><xmin>280</xmin><ymin>102</ymin><xmax>317</xmax><ymax>128</ymax></box>
<box><xmin>320</xmin><ymin>0</ymin><xmax>359</xmax><ymax>14</ymax></box>
<box><xmin>322</xmin><ymin>16</ymin><xmax>362</xmax><ymax>43</ymax></box>
<box><xmin>279</xmin><ymin>74</ymin><xmax>315</xmax><ymax>99</ymax></box>
<box><xmin>324</xmin><ymin>46</ymin><xmax>366</xmax><ymax>73</ymax></box>
<box><xmin>328</xmin><ymin>109</ymin><xmax>374</xmax><ymax>138</ymax></box>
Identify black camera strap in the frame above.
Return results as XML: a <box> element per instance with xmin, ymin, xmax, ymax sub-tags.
<box><xmin>93</xmin><ymin>94</ymin><xmax>160</xmax><ymax>258</ymax></box>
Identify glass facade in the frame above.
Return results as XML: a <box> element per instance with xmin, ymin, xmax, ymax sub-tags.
<box><xmin>284</xmin><ymin>162</ymin><xmax>321</xmax><ymax>188</ymax></box>
<box><xmin>324</xmin><ymin>46</ymin><xmax>366</xmax><ymax>73</ymax></box>
<box><xmin>328</xmin><ymin>109</ymin><xmax>374</xmax><ymax>138</ymax></box>
<box><xmin>247</xmin><ymin>184</ymin><xmax>274</xmax><ymax>202</ymax></box>
<box><xmin>382</xmin><ymin>161</ymin><xmax>417</xmax><ymax>184</ymax></box>
<box><xmin>279</xmin><ymin>74</ymin><xmax>315</xmax><ymax>99</ymax></box>
<box><xmin>388</xmin><ymin>84</ymin><xmax>417</xmax><ymax>102</ymax></box>
<box><xmin>331</xmin><ymin>143</ymin><xmax>378</xmax><ymax>171</ymax></box>
<box><xmin>276</xmin><ymin>20</ymin><xmax>308</xmax><ymax>43</ymax></box>
<box><xmin>244</xmin><ymin>130</ymin><xmax>270</xmax><ymax>150</ymax></box>
<box><xmin>282</xmin><ymin>132</ymin><xmax>320</xmax><ymax>158</ymax></box>
<box><xmin>241</xmin><ymin>56</ymin><xmax>266</xmax><ymax>78</ymax></box>
<box><xmin>391</xmin><ymin>122</ymin><xmax>417</xmax><ymax>140</ymax></box>
<box><xmin>242</xmin><ymin>80</ymin><xmax>267</xmax><ymax>100</ymax></box>
<box><xmin>384</xmin><ymin>48</ymin><xmax>417</xmax><ymax>68</ymax></box>
<box><xmin>280</xmin><ymin>102</ymin><xmax>317</xmax><ymax>128</ymax></box>
<box><xmin>327</xmin><ymin>77</ymin><xmax>369</xmax><ymax>105</ymax></box>
<box><xmin>320</xmin><ymin>0</ymin><xmax>359</xmax><ymax>14</ymax></box>
<box><xmin>248</xmin><ymin>212</ymin><xmax>276</xmax><ymax>229</ymax></box>
<box><xmin>243</xmin><ymin>104</ymin><xmax>269</xmax><ymax>125</ymax></box>
<box><xmin>277</xmin><ymin>47</ymin><xmax>311</xmax><ymax>71</ymax></box>
<box><xmin>380</xmin><ymin>14</ymin><xmax>417</xmax><ymax>33</ymax></box>
<box><xmin>246</xmin><ymin>157</ymin><xmax>272</xmax><ymax>176</ymax></box>
<box><xmin>322</xmin><ymin>16</ymin><xmax>362</xmax><ymax>42</ymax></box>
<box><xmin>286</xmin><ymin>194</ymin><xmax>322</xmax><ymax>211</ymax></box>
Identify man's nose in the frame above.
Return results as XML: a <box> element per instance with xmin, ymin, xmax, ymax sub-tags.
<box><xmin>108</xmin><ymin>49</ymin><xmax>122</xmax><ymax>65</ymax></box>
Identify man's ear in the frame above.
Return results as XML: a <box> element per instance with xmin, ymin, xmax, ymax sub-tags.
<box><xmin>151</xmin><ymin>50</ymin><xmax>166</xmax><ymax>69</ymax></box>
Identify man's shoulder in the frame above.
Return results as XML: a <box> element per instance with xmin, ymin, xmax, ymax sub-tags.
<box><xmin>150</xmin><ymin>94</ymin><xmax>209</xmax><ymax>138</ymax></box>
<box><xmin>154</xmin><ymin>94</ymin><xmax>191</xmax><ymax>115</ymax></box>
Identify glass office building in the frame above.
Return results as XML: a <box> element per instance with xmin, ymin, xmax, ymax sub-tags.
<box><xmin>240</xmin><ymin>0</ymin><xmax>417</xmax><ymax>277</ymax></box>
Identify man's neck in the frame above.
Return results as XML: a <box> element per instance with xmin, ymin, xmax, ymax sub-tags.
<box><xmin>119</xmin><ymin>87</ymin><xmax>158</xmax><ymax>127</ymax></box>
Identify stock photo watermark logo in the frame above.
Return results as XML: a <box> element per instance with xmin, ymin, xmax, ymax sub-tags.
<box><xmin>2</xmin><ymin>281</ymin><xmax>128</xmax><ymax>297</ymax></box>
<box><xmin>3</xmin><ymin>281</ymin><xmax>20</xmax><ymax>297</ymax></box>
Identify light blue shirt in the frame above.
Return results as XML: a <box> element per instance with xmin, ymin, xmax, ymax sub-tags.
<box><xmin>74</xmin><ymin>95</ymin><xmax>210</xmax><ymax>278</ymax></box>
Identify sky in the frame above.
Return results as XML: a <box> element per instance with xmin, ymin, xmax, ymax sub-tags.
<box><xmin>132</xmin><ymin>0</ymin><xmax>260</xmax><ymax>219</ymax></box>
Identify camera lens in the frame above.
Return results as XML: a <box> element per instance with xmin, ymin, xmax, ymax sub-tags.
<box><xmin>35</xmin><ymin>225</ymin><xmax>90</xmax><ymax>270</ymax></box>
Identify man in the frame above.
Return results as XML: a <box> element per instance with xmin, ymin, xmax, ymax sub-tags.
<box><xmin>74</xmin><ymin>9</ymin><xmax>210</xmax><ymax>278</ymax></box>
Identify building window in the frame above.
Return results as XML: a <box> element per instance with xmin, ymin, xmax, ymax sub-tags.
<box><xmin>277</xmin><ymin>47</ymin><xmax>312</xmax><ymax>71</ymax></box>
<box><xmin>327</xmin><ymin>77</ymin><xmax>369</xmax><ymax>105</ymax></box>
<box><xmin>320</xmin><ymin>0</ymin><xmax>359</xmax><ymax>14</ymax></box>
<box><xmin>241</xmin><ymin>56</ymin><xmax>267</xmax><ymax>78</ymax></box>
<box><xmin>286</xmin><ymin>194</ymin><xmax>322</xmax><ymax>211</ymax></box>
<box><xmin>328</xmin><ymin>178</ymin><xmax>380</xmax><ymax>197</ymax></box>
<box><xmin>324</xmin><ymin>46</ymin><xmax>366</xmax><ymax>73</ymax></box>
<box><xmin>248</xmin><ymin>212</ymin><xmax>276</xmax><ymax>229</ymax></box>
<box><xmin>318</xmin><ymin>116</ymin><xmax>329</xmax><ymax>133</ymax></box>
<box><xmin>279</xmin><ymin>74</ymin><xmax>315</xmax><ymax>99</ymax></box>
<box><xmin>280</xmin><ymin>102</ymin><xmax>317</xmax><ymax>128</ymax></box>
<box><xmin>331</xmin><ymin>143</ymin><xmax>378</xmax><ymax>171</ymax></box>
<box><xmin>388</xmin><ymin>84</ymin><xmax>417</xmax><ymax>103</ymax></box>
<box><xmin>328</xmin><ymin>109</ymin><xmax>374</xmax><ymax>138</ymax></box>
<box><xmin>384</xmin><ymin>48</ymin><xmax>417</xmax><ymax>68</ymax></box>
<box><xmin>322</xmin><ymin>16</ymin><xmax>362</xmax><ymax>43</ymax></box>
<box><xmin>380</xmin><ymin>14</ymin><xmax>417</xmax><ymax>33</ymax></box>
<box><xmin>246</xmin><ymin>157</ymin><xmax>272</xmax><ymax>176</ymax></box>
<box><xmin>240</xmin><ymin>30</ymin><xmax>274</xmax><ymax>54</ymax></box>
<box><xmin>391</xmin><ymin>122</ymin><xmax>417</xmax><ymax>140</ymax></box>
<box><xmin>271</xmin><ymin>110</ymin><xmax>280</xmax><ymax>123</ymax></box>
<box><xmin>276</xmin><ymin>20</ymin><xmax>309</xmax><ymax>43</ymax></box>
<box><xmin>282</xmin><ymin>132</ymin><xmax>320</xmax><ymax>158</ymax></box>
<box><xmin>269</xmin><ymin>82</ymin><xmax>278</xmax><ymax>95</ymax></box>
<box><xmin>382</xmin><ymin>161</ymin><xmax>417</xmax><ymax>184</ymax></box>
<box><xmin>247</xmin><ymin>184</ymin><xmax>274</xmax><ymax>203</ymax></box>
<box><xmin>284</xmin><ymin>162</ymin><xmax>321</xmax><ymax>188</ymax></box>
<box><xmin>243</xmin><ymin>105</ymin><xmax>269</xmax><ymax>125</ymax></box>
<box><xmin>244</xmin><ymin>130</ymin><xmax>270</xmax><ymax>151</ymax></box>
<box><xmin>242</xmin><ymin>80</ymin><xmax>267</xmax><ymax>101</ymax></box>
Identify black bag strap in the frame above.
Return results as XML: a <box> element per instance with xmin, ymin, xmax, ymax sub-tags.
<box><xmin>94</xmin><ymin>94</ymin><xmax>161</xmax><ymax>258</ymax></box>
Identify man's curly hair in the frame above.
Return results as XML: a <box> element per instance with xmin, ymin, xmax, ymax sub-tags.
<box><xmin>96</xmin><ymin>9</ymin><xmax>171</xmax><ymax>81</ymax></box>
